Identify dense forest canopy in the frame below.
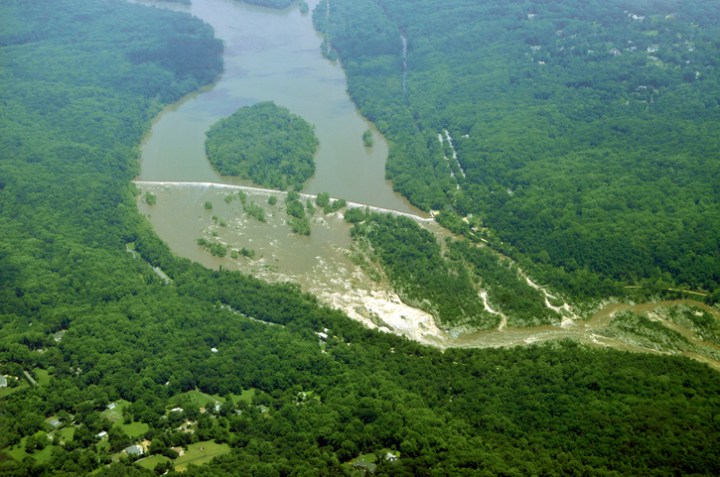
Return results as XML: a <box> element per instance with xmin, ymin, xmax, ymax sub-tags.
<box><xmin>205</xmin><ymin>101</ymin><xmax>319</xmax><ymax>191</ymax></box>
<box><xmin>316</xmin><ymin>0</ymin><xmax>720</xmax><ymax>299</ymax></box>
<box><xmin>1</xmin><ymin>1</ymin><xmax>719</xmax><ymax>476</ymax></box>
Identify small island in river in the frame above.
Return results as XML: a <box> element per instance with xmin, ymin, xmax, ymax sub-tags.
<box><xmin>205</xmin><ymin>101</ymin><xmax>319</xmax><ymax>190</ymax></box>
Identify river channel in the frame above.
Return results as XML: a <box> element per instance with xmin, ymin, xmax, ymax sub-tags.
<box><xmin>137</xmin><ymin>0</ymin><xmax>416</xmax><ymax>214</ymax></box>
<box><xmin>135</xmin><ymin>0</ymin><xmax>450</xmax><ymax>345</ymax></box>
<box><xmin>133</xmin><ymin>0</ymin><xmax>720</xmax><ymax>368</ymax></box>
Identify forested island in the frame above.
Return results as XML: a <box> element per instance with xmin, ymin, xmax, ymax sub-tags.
<box><xmin>205</xmin><ymin>102</ymin><xmax>319</xmax><ymax>190</ymax></box>
<box><xmin>1</xmin><ymin>1</ymin><xmax>719</xmax><ymax>476</ymax></box>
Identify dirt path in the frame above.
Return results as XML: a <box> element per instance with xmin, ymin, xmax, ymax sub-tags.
<box><xmin>521</xmin><ymin>274</ymin><xmax>578</xmax><ymax>325</ymax></box>
<box><xmin>479</xmin><ymin>290</ymin><xmax>508</xmax><ymax>330</ymax></box>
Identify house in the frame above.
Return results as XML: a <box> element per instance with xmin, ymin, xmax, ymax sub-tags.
<box><xmin>124</xmin><ymin>444</ymin><xmax>144</xmax><ymax>457</ymax></box>
<box><xmin>316</xmin><ymin>329</ymin><xmax>329</xmax><ymax>341</ymax></box>
<box><xmin>152</xmin><ymin>266</ymin><xmax>171</xmax><ymax>285</ymax></box>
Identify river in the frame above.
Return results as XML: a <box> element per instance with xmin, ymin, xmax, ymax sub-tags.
<box><xmin>137</xmin><ymin>0</ymin><xmax>417</xmax><ymax>214</ymax></box>
<box><xmin>133</xmin><ymin>0</ymin><xmax>720</xmax><ymax>369</ymax></box>
<box><xmin>135</xmin><ymin>0</ymin><xmax>449</xmax><ymax>345</ymax></box>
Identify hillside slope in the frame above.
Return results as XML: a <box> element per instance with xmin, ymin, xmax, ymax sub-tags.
<box><xmin>315</xmin><ymin>0</ymin><xmax>720</xmax><ymax>299</ymax></box>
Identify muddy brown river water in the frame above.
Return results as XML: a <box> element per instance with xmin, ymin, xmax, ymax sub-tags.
<box><xmin>137</xmin><ymin>0</ymin><xmax>417</xmax><ymax>214</ymax></box>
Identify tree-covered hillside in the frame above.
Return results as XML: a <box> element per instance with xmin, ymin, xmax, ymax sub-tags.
<box><xmin>315</xmin><ymin>0</ymin><xmax>720</xmax><ymax>299</ymax></box>
<box><xmin>1</xmin><ymin>1</ymin><xmax>720</xmax><ymax>476</ymax></box>
<box><xmin>345</xmin><ymin>210</ymin><xmax>559</xmax><ymax>328</ymax></box>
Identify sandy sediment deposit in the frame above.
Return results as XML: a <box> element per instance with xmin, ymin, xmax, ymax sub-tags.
<box><xmin>316</xmin><ymin>286</ymin><xmax>448</xmax><ymax>348</ymax></box>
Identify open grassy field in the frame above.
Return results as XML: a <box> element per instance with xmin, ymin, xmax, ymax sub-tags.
<box><xmin>176</xmin><ymin>389</ymin><xmax>223</xmax><ymax>408</ymax></box>
<box><xmin>6</xmin><ymin>437</ymin><xmax>56</xmax><ymax>464</ymax></box>
<box><xmin>0</xmin><ymin>381</ymin><xmax>28</xmax><ymax>398</ymax></box>
<box><xmin>100</xmin><ymin>399</ymin><xmax>130</xmax><ymax>422</ymax></box>
<box><xmin>56</xmin><ymin>426</ymin><xmax>74</xmax><ymax>444</ymax></box>
<box><xmin>134</xmin><ymin>441</ymin><xmax>231</xmax><ymax>472</ymax></box>
<box><xmin>173</xmin><ymin>388</ymin><xmax>258</xmax><ymax>409</ymax></box>
<box><xmin>99</xmin><ymin>399</ymin><xmax>149</xmax><ymax>438</ymax></box>
<box><xmin>230</xmin><ymin>388</ymin><xmax>256</xmax><ymax>405</ymax></box>
<box><xmin>135</xmin><ymin>454</ymin><xmax>171</xmax><ymax>471</ymax></box>
<box><xmin>120</xmin><ymin>420</ymin><xmax>150</xmax><ymax>438</ymax></box>
<box><xmin>174</xmin><ymin>441</ymin><xmax>231</xmax><ymax>471</ymax></box>
<box><xmin>33</xmin><ymin>369</ymin><xmax>51</xmax><ymax>386</ymax></box>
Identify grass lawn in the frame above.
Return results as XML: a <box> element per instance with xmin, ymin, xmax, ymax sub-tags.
<box><xmin>345</xmin><ymin>449</ymin><xmax>399</xmax><ymax>476</ymax></box>
<box><xmin>0</xmin><ymin>381</ymin><xmax>28</xmax><ymax>398</ymax></box>
<box><xmin>345</xmin><ymin>453</ymin><xmax>377</xmax><ymax>477</ymax></box>
<box><xmin>100</xmin><ymin>400</ymin><xmax>149</xmax><ymax>438</ymax></box>
<box><xmin>54</xmin><ymin>426</ymin><xmax>75</xmax><ymax>446</ymax></box>
<box><xmin>6</xmin><ymin>437</ymin><xmax>56</xmax><ymax>464</ymax></box>
<box><xmin>119</xmin><ymin>420</ymin><xmax>149</xmax><ymax>438</ymax></box>
<box><xmin>178</xmin><ymin>389</ymin><xmax>224</xmax><ymax>408</ymax></box>
<box><xmin>134</xmin><ymin>441</ymin><xmax>231</xmax><ymax>472</ymax></box>
<box><xmin>100</xmin><ymin>399</ymin><xmax>130</xmax><ymax>422</ymax></box>
<box><xmin>22</xmin><ymin>447</ymin><xmax>56</xmax><ymax>464</ymax></box>
<box><xmin>230</xmin><ymin>388</ymin><xmax>256</xmax><ymax>405</ymax></box>
<box><xmin>96</xmin><ymin>439</ymin><xmax>111</xmax><ymax>454</ymax></box>
<box><xmin>350</xmin><ymin>452</ymin><xmax>377</xmax><ymax>465</ymax></box>
<box><xmin>5</xmin><ymin>438</ymin><xmax>29</xmax><ymax>461</ymax></box>
<box><xmin>33</xmin><ymin>369</ymin><xmax>51</xmax><ymax>386</ymax></box>
<box><xmin>174</xmin><ymin>441</ymin><xmax>231</xmax><ymax>471</ymax></box>
<box><xmin>136</xmin><ymin>454</ymin><xmax>171</xmax><ymax>470</ymax></box>
<box><xmin>171</xmin><ymin>388</ymin><xmax>257</xmax><ymax>412</ymax></box>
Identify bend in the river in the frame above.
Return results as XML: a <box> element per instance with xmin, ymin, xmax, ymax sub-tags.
<box><xmin>138</xmin><ymin>0</ymin><xmax>419</xmax><ymax>216</ymax></box>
